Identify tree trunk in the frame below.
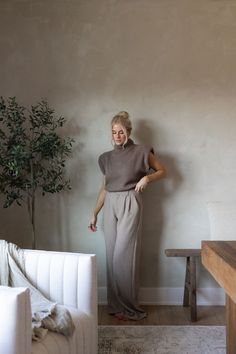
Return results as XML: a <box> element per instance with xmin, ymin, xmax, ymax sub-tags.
<box><xmin>27</xmin><ymin>192</ymin><xmax>36</xmax><ymax>249</ymax></box>
<box><xmin>28</xmin><ymin>158</ymin><xmax>36</xmax><ymax>249</ymax></box>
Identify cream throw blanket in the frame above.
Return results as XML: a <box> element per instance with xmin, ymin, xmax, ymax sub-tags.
<box><xmin>0</xmin><ymin>240</ymin><xmax>75</xmax><ymax>341</ymax></box>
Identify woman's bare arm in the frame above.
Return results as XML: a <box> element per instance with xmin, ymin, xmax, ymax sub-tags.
<box><xmin>146</xmin><ymin>152</ymin><xmax>167</xmax><ymax>182</ymax></box>
<box><xmin>89</xmin><ymin>176</ymin><xmax>106</xmax><ymax>232</ymax></box>
<box><xmin>135</xmin><ymin>153</ymin><xmax>167</xmax><ymax>192</ymax></box>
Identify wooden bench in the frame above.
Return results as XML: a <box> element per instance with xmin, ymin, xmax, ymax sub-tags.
<box><xmin>165</xmin><ymin>248</ymin><xmax>201</xmax><ymax>322</ymax></box>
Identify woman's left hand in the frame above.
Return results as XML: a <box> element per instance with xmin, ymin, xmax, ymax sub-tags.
<box><xmin>135</xmin><ymin>176</ymin><xmax>149</xmax><ymax>192</ymax></box>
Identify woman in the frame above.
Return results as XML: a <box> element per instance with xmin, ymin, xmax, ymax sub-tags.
<box><xmin>89</xmin><ymin>111</ymin><xmax>166</xmax><ymax>320</ymax></box>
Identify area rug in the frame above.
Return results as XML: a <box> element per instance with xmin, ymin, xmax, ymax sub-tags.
<box><xmin>98</xmin><ymin>325</ymin><xmax>226</xmax><ymax>354</ymax></box>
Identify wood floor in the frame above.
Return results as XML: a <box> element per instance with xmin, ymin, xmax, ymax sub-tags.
<box><xmin>98</xmin><ymin>305</ymin><xmax>225</xmax><ymax>326</ymax></box>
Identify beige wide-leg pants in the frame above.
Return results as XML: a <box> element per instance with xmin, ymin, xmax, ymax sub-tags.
<box><xmin>103</xmin><ymin>190</ymin><xmax>147</xmax><ymax>320</ymax></box>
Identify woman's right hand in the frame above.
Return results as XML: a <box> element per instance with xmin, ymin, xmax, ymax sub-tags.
<box><xmin>88</xmin><ymin>214</ymin><xmax>97</xmax><ymax>232</ymax></box>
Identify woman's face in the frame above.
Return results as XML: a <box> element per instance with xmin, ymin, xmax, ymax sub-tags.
<box><xmin>112</xmin><ymin>124</ymin><xmax>128</xmax><ymax>145</ymax></box>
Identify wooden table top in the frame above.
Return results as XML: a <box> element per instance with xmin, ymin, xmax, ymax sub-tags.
<box><xmin>202</xmin><ymin>241</ymin><xmax>236</xmax><ymax>303</ymax></box>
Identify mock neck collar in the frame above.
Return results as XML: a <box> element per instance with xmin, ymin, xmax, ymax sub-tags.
<box><xmin>114</xmin><ymin>138</ymin><xmax>134</xmax><ymax>150</ymax></box>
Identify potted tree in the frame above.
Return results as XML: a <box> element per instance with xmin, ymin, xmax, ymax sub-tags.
<box><xmin>0</xmin><ymin>97</ymin><xmax>74</xmax><ymax>249</ymax></box>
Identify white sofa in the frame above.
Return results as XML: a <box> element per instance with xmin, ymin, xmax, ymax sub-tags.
<box><xmin>0</xmin><ymin>249</ymin><xmax>98</xmax><ymax>354</ymax></box>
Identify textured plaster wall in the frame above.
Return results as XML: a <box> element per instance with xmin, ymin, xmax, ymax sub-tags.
<box><xmin>1</xmin><ymin>0</ymin><xmax>236</xmax><ymax>291</ymax></box>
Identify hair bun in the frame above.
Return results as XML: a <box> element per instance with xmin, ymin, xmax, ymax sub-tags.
<box><xmin>111</xmin><ymin>111</ymin><xmax>132</xmax><ymax>134</ymax></box>
<box><xmin>117</xmin><ymin>111</ymin><xmax>129</xmax><ymax>119</ymax></box>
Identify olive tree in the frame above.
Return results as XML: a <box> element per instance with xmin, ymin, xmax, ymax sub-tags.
<box><xmin>0</xmin><ymin>97</ymin><xmax>74</xmax><ymax>248</ymax></box>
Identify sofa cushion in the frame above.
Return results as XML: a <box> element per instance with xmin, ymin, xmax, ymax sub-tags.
<box><xmin>32</xmin><ymin>308</ymin><xmax>94</xmax><ymax>354</ymax></box>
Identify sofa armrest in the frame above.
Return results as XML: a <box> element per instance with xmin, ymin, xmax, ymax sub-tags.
<box><xmin>76</xmin><ymin>253</ymin><xmax>97</xmax><ymax>318</ymax></box>
<box><xmin>0</xmin><ymin>286</ymin><xmax>32</xmax><ymax>354</ymax></box>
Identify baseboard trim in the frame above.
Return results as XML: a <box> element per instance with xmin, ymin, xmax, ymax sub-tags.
<box><xmin>98</xmin><ymin>287</ymin><xmax>225</xmax><ymax>306</ymax></box>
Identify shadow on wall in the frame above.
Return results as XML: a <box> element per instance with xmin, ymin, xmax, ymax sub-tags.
<box><xmin>36</xmin><ymin>120</ymin><xmax>86</xmax><ymax>252</ymax></box>
<box><xmin>0</xmin><ymin>198</ymin><xmax>31</xmax><ymax>248</ymax></box>
<box><xmin>134</xmin><ymin>118</ymin><xmax>183</xmax><ymax>286</ymax></box>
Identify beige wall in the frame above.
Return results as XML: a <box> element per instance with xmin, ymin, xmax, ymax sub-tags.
<box><xmin>1</xmin><ymin>0</ymin><xmax>236</xmax><ymax>298</ymax></box>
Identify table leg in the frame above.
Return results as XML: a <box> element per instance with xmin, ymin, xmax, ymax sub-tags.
<box><xmin>183</xmin><ymin>257</ymin><xmax>190</xmax><ymax>307</ymax></box>
<box><xmin>190</xmin><ymin>256</ymin><xmax>197</xmax><ymax>322</ymax></box>
<box><xmin>226</xmin><ymin>294</ymin><xmax>236</xmax><ymax>354</ymax></box>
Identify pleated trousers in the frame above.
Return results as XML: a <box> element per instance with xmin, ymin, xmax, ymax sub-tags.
<box><xmin>103</xmin><ymin>189</ymin><xmax>147</xmax><ymax>320</ymax></box>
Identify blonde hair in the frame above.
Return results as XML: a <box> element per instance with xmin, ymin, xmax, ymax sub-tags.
<box><xmin>111</xmin><ymin>111</ymin><xmax>132</xmax><ymax>144</ymax></box>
